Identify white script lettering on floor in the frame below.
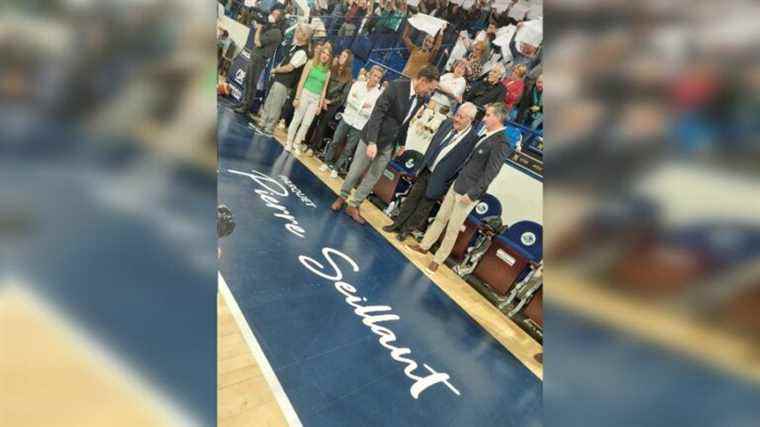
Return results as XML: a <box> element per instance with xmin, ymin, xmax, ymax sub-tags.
<box><xmin>228</xmin><ymin>168</ymin><xmax>308</xmax><ymax>239</ymax></box>
<box><xmin>299</xmin><ymin>247</ymin><xmax>462</xmax><ymax>400</ymax></box>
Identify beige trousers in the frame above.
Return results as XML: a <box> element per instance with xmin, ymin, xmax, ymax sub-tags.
<box><xmin>420</xmin><ymin>185</ymin><xmax>477</xmax><ymax>265</ymax></box>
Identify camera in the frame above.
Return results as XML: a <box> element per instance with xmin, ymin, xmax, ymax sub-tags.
<box><xmin>217</xmin><ymin>204</ymin><xmax>236</xmax><ymax>238</ymax></box>
<box><xmin>248</xmin><ymin>6</ymin><xmax>270</xmax><ymax>26</ymax></box>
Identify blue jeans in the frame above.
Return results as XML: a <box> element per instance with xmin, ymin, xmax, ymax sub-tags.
<box><xmin>324</xmin><ymin>119</ymin><xmax>361</xmax><ymax>172</ymax></box>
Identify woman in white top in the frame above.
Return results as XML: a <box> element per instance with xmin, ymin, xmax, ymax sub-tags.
<box><xmin>430</xmin><ymin>59</ymin><xmax>467</xmax><ymax>115</ymax></box>
<box><xmin>319</xmin><ymin>66</ymin><xmax>385</xmax><ymax>178</ymax></box>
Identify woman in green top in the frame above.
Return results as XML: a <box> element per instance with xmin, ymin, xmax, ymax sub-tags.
<box><xmin>287</xmin><ymin>42</ymin><xmax>333</xmax><ymax>154</ymax></box>
<box><xmin>302</xmin><ymin>49</ymin><xmax>354</xmax><ymax>157</ymax></box>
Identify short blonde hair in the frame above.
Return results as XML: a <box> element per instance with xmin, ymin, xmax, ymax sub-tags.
<box><xmin>370</xmin><ymin>65</ymin><xmax>385</xmax><ymax>77</ymax></box>
<box><xmin>514</xmin><ymin>64</ymin><xmax>528</xmax><ymax>78</ymax></box>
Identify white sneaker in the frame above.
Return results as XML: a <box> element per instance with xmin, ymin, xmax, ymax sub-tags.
<box><xmin>305</xmin><ymin>148</ymin><xmax>314</xmax><ymax>157</ymax></box>
<box><xmin>284</xmin><ymin>143</ymin><xmax>293</xmax><ymax>152</ymax></box>
<box><xmin>329</xmin><ymin>169</ymin><xmax>338</xmax><ymax>179</ymax></box>
<box><xmin>319</xmin><ymin>164</ymin><xmax>330</xmax><ymax>172</ymax></box>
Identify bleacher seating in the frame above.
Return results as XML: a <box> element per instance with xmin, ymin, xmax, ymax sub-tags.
<box><xmin>470</xmin><ymin>220</ymin><xmax>542</xmax><ymax>296</ymax></box>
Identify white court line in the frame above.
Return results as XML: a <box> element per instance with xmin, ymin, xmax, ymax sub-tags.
<box><xmin>218</xmin><ymin>272</ymin><xmax>303</xmax><ymax>427</ymax></box>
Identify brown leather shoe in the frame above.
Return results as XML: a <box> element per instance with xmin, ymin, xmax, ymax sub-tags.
<box><xmin>345</xmin><ymin>205</ymin><xmax>366</xmax><ymax>224</ymax></box>
<box><xmin>330</xmin><ymin>197</ymin><xmax>345</xmax><ymax>212</ymax></box>
<box><xmin>425</xmin><ymin>261</ymin><xmax>439</xmax><ymax>274</ymax></box>
<box><xmin>534</xmin><ymin>353</ymin><xmax>543</xmax><ymax>364</ymax></box>
<box><xmin>407</xmin><ymin>243</ymin><xmax>428</xmax><ymax>255</ymax></box>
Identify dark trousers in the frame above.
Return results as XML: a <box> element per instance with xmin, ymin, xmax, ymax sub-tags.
<box><xmin>238</xmin><ymin>56</ymin><xmax>267</xmax><ymax>111</ymax></box>
<box><xmin>392</xmin><ymin>168</ymin><xmax>437</xmax><ymax>233</ymax></box>
<box><xmin>306</xmin><ymin>103</ymin><xmax>341</xmax><ymax>152</ymax></box>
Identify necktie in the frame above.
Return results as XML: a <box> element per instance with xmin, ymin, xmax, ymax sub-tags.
<box><xmin>429</xmin><ymin>129</ymin><xmax>457</xmax><ymax>171</ymax></box>
<box><xmin>439</xmin><ymin>130</ymin><xmax>456</xmax><ymax>149</ymax></box>
<box><xmin>402</xmin><ymin>94</ymin><xmax>418</xmax><ymax>125</ymax></box>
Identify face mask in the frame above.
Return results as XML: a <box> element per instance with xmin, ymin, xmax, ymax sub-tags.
<box><xmin>268</xmin><ymin>15</ymin><xmax>276</xmax><ymax>23</ymax></box>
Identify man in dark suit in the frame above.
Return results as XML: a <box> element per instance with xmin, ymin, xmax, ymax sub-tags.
<box><xmin>331</xmin><ymin>65</ymin><xmax>441</xmax><ymax>224</ymax></box>
<box><xmin>383</xmin><ymin>102</ymin><xmax>479</xmax><ymax>241</ymax></box>
<box><xmin>409</xmin><ymin>102</ymin><xmax>512</xmax><ymax>273</ymax></box>
<box><xmin>233</xmin><ymin>5</ymin><xmax>285</xmax><ymax>115</ymax></box>
<box><xmin>463</xmin><ymin>64</ymin><xmax>506</xmax><ymax>121</ymax></box>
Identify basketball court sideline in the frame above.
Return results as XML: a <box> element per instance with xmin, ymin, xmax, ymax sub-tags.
<box><xmin>217</xmin><ymin>105</ymin><xmax>542</xmax><ymax>426</ymax></box>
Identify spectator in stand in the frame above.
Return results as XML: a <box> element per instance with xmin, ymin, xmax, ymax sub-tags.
<box><xmin>233</xmin><ymin>4</ymin><xmax>286</xmax><ymax>115</ymax></box>
<box><xmin>401</xmin><ymin>24</ymin><xmax>443</xmax><ymax>78</ymax></box>
<box><xmin>519</xmin><ymin>73</ymin><xmax>542</xmax><ymax>129</ymax></box>
<box><xmin>374</xmin><ymin>0</ymin><xmax>405</xmax><ymax>34</ymax></box>
<box><xmin>396</xmin><ymin>0</ymin><xmax>409</xmax><ymax>27</ymax></box>
<box><xmin>255</xmin><ymin>23</ymin><xmax>313</xmax><ymax>136</ymax></box>
<box><xmin>331</xmin><ymin>65</ymin><xmax>440</xmax><ymax>225</ymax></box>
<box><xmin>431</xmin><ymin>59</ymin><xmax>467</xmax><ymax>114</ymax></box>
<box><xmin>303</xmin><ymin>49</ymin><xmax>354</xmax><ymax>156</ymax></box>
<box><xmin>465</xmin><ymin>40</ymin><xmax>490</xmax><ymax>81</ymax></box>
<box><xmin>509</xmin><ymin>19</ymin><xmax>542</xmax><ymax>69</ymax></box>
<box><xmin>463</xmin><ymin>64</ymin><xmax>506</xmax><ymax>120</ymax></box>
<box><xmin>470</xmin><ymin>0</ymin><xmax>492</xmax><ymax>32</ymax></box>
<box><xmin>217</xmin><ymin>29</ymin><xmax>232</xmax><ymax>72</ymax></box>
<box><xmin>408</xmin><ymin>102</ymin><xmax>512</xmax><ymax>273</ymax></box>
<box><xmin>490</xmin><ymin>5</ymin><xmax>514</xmax><ymax>27</ymax></box>
<box><xmin>383</xmin><ymin>102</ymin><xmax>480</xmax><ymax>241</ymax></box>
<box><xmin>319</xmin><ymin>66</ymin><xmax>386</xmax><ymax>178</ymax></box>
<box><xmin>501</xmin><ymin>63</ymin><xmax>527</xmax><ymax>110</ymax></box>
<box><xmin>339</xmin><ymin>0</ymin><xmax>368</xmax><ymax>36</ymax></box>
<box><xmin>238</xmin><ymin>0</ymin><xmax>257</xmax><ymax>25</ymax></box>
<box><xmin>328</xmin><ymin>0</ymin><xmax>349</xmax><ymax>34</ymax></box>
<box><xmin>287</xmin><ymin>42</ymin><xmax>333</xmax><ymax>153</ymax></box>
<box><xmin>313</xmin><ymin>0</ymin><xmax>330</xmax><ymax>16</ymax></box>
<box><xmin>448</xmin><ymin>3</ymin><xmax>468</xmax><ymax>33</ymax></box>
<box><xmin>419</xmin><ymin>0</ymin><xmax>439</xmax><ymax>15</ymax></box>
<box><xmin>435</xmin><ymin>0</ymin><xmax>453</xmax><ymax>21</ymax></box>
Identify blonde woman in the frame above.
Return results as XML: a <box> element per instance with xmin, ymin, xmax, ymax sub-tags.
<box><xmin>501</xmin><ymin>64</ymin><xmax>528</xmax><ymax>109</ymax></box>
<box><xmin>286</xmin><ymin>42</ymin><xmax>333</xmax><ymax>154</ymax></box>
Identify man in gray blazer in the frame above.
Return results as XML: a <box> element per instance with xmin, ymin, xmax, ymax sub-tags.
<box><xmin>408</xmin><ymin>102</ymin><xmax>512</xmax><ymax>273</ymax></box>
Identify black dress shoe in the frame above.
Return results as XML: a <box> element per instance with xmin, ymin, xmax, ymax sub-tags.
<box><xmin>397</xmin><ymin>231</ymin><xmax>409</xmax><ymax>241</ymax></box>
<box><xmin>383</xmin><ymin>224</ymin><xmax>399</xmax><ymax>233</ymax></box>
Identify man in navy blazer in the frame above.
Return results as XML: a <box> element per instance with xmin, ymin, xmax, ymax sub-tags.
<box><xmin>383</xmin><ymin>102</ymin><xmax>479</xmax><ymax>241</ymax></box>
<box><xmin>409</xmin><ymin>102</ymin><xmax>512</xmax><ymax>273</ymax></box>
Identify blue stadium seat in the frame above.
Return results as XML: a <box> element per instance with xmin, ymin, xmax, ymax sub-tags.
<box><xmin>471</xmin><ymin>221</ymin><xmax>543</xmax><ymax>296</ymax></box>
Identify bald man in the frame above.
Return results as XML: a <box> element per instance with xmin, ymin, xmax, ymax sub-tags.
<box><xmin>383</xmin><ymin>102</ymin><xmax>479</xmax><ymax>241</ymax></box>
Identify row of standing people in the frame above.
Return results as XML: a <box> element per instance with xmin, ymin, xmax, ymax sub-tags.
<box><xmin>227</xmin><ymin>21</ymin><xmax>515</xmax><ymax>274</ymax></box>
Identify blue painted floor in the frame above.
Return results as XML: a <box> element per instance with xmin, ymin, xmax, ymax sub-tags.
<box><xmin>218</xmin><ymin>105</ymin><xmax>543</xmax><ymax>427</ymax></box>
<box><xmin>2</xmin><ymin>128</ymin><xmax>216</xmax><ymax>426</ymax></box>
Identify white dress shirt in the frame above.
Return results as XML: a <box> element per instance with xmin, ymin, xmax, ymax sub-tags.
<box><xmin>430</xmin><ymin>124</ymin><xmax>472</xmax><ymax>171</ymax></box>
<box><xmin>402</xmin><ymin>82</ymin><xmax>419</xmax><ymax>125</ymax></box>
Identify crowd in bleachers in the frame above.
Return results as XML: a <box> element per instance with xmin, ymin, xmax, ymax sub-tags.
<box><xmin>217</xmin><ymin>0</ymin><xmax>543</xmax><ymax>136</ymax></box>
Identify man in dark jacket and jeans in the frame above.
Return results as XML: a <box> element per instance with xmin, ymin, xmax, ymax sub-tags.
<box><xmin>233</xmin><ymin>5</ymin><xmax>285</xmax><ymax>115</ymax></box>
<box><xmin>331</xmin><ymin>65</ymin><xmax>440</xmax><ymax>224</ymax></box>
<box><xmin>408</xmin><ymin>102</ymin><xmax>511</xmax><ymax>273</ymax></box>
<box><xmin>383</xmin><ymin>102</ymin><xmax>478</xmax><ymax>241</ymax></box>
